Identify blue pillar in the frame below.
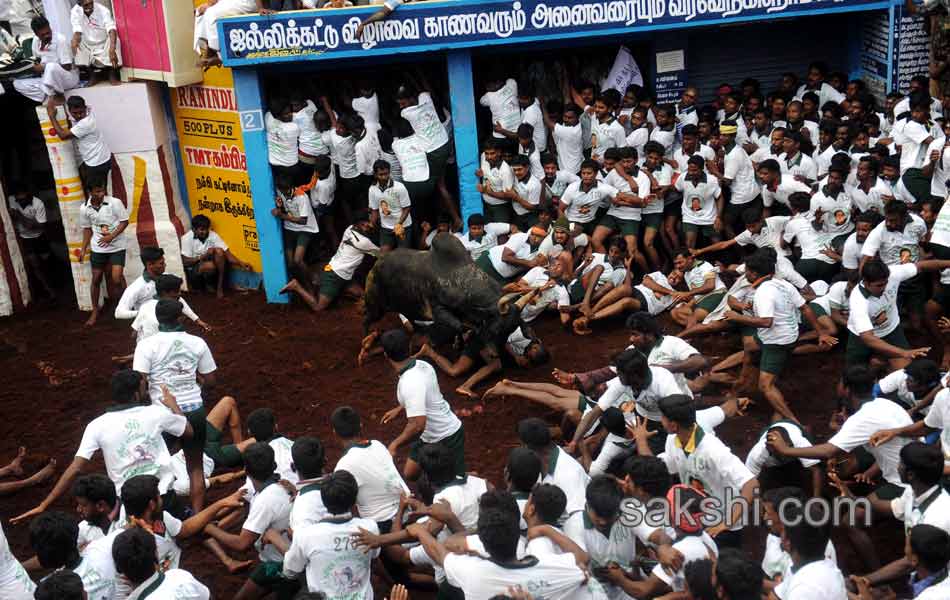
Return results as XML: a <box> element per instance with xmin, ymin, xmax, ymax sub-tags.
<box><xmin>446</xmin><ymin>49</ymin><xmax>480</xmax><ymax>232</ymax></box>
<box><xmin>232</xmin><ymin>67</ymin><xmax>288</xmax><ymax>304</ymax></box>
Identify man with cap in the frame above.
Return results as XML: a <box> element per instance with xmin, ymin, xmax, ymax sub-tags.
<box><xmin>279</xmin><ymin>210</ymin><xmax>380</xmax><ymax>312</ymax></box>
<box><xmin>540</xmin><ymin>216</ymin><xmax>586</xmax><ymax>268</ymax></box>
<box><xmin>709</xmin><ymin>120</ymin><xmax>759</xmax><ymax>238</ymax></box>
<box><xmin>133</xmin><ymin>298</ymin><xmax>218</xmax><ymax>512</ymax></box>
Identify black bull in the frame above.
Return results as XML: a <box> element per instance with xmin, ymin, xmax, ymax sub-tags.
<box><xmin>362</xmin><ymin>233</ymin><xmax>517</xmax><ymax>353</ymax></box>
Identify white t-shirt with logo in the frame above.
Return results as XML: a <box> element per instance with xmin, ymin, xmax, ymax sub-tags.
<box><xmin>849</xmin><ymin>177</ymin><xmax>891</xmax><ymax>214</ymax></box>
<box><xmin>243</xmin><ymin>483</ymin><xmax>293</xmax><ymax>562</ymax></box>
<box><xmin>481</xmin><ymin>158</ymin><xmax>515</xmax><ymax>207</ymax></box>
<box><xmin>369</xmin><ymin>180</ymin><xmax>412</xmax><ymax>230</ymax></box>
<box><xmin>443</xmin><ymin>552</ymin><xmax>591</xmax><ymax>600</ymax></box>
<box><xmin>562</xmin><ymin>181</ymin><xmax>618</xmax><ymax>224</ymax></box>
<box><xmin>283</xmin><ymin>516</ymin><xmax>380</xmax><ymax>597</ymax></box>
<box><xmin>79</xmin><ymin>197</ymin><xmax>128</xmax><ymax>254</ymax></box>
<box><xmin>401</xmin><ymin>92</ymin><xmax>449</xmax><ymax>152</ymax></box>
<box><xmin>329</xmin><ymin>225</ymin><xmax>379</xmax><ymax>281</ymax></box>
<box><xmin>511</xmin><ymin>176</ymin><xmax>543</xmax><ymax>216</ymax></box>
<box><xmin>594</xmin><ymin>366</ymin><xmax>687</xmax><ymax>422</ymax></box>
<box><xmin>518</xmin><ymin>266</ymin><xmax>570</xmax><ymax>323</ymax></box>
<box><xmin>126</xmin><ymin>569</ymin><xmax>210</xmax><ymax>600</ymax></box>
<box><xmin>861</xmin><ymin>214</ymin><xmax>927</xmax><ymax>266</ymax></box>
<box><xmin>352</xmin><ymin>93</ymin><xmax>380</xmax><ymax>127</ymax></box>
<box><xmin>480</xmin><ymin>79</ymin><xmax>521</xmax><ymax>138</ymax></box>
<box><xmin>391</xmin><ymin>135</ymin><xmax>430</xmax><ymax>182</ymax></box>
<box><xmin>635</xmin><ymin>272</ymin><xmax>676</xmax><ymax>316</ymax></box>
<box><xmin>397</xmin><ymin>359</ymin><xmax>462</xmax><ymax>443</ymax></box>
<box><xmin>645</xmin><ymin>335</ymin><xmax>700</xmax><ymax>395</ymax></box>
<box><xmin>684</xmin><ymin>260</ymin><xmax>725</xmax><ymax>299</ymax></box>
<box><xmin>70</xmin><ymin>111</ymin><xmax>111</xmax><ymax>167</ymax></box>
<box><xmin>676</xmin><ymin>174</ymin><xmax>721</xmax><ymax>225</ymax></box>
<box><xmin>335</xmin><ymin>440</ymin><xmax>410</xmax><ymax>523</ymax></box>
<box><xmin>784</xmin><ymin>214</ymin><xmax>835</xmax><ymax>264</ymax></box>
<box><xmin>847</xmin><ymin>263</ymin><xmax>917</xmax><ymax>338</ymax></box>
<box><xmin>828</xmin><ymin>398</ymin><xmax>913</xmax><ymax>486</ymax></box>
<box><xmin>754</xmin><ymin>278</ymin><xmax>805</xmax><ymax>345</ymax></box>
<box><xmin>487</xmin><ymin>232</ymin><xmax>540</xmax><ymax>279</ymax></box>
<box><xmin>735</xmin><ymin>216</ymin><xmax>790</xmax><ymax>255</ymax></box>
<box><xmin>132</xmin><ymin>331</ymin><xmax>217</xmax><ymax>413</ymax></box>
<box><xmin>77</xmin><ymin>405</ymin><xmax>186</xmax><ymax>496</ymax></box>
<box><xmin>924</xmin><ymin>389</ymin><xmax>950</xmax><ymax>465</ymax></box>
<box><xmin>265</xmin><ymin>112</ymin><xmax>300</xmax><ymax>167</ymax></box>
<box><xmin>72</xmin><ymin>530</ymin><xmax>126</xmax><ymax>600</ymax></box>
<box><xmin>280</xmin><ymin>191</ymin><xmax>318</xmax><ymax>233</ymax></box>
<box><xmin>455</xmin><ymin>231</ymin><xmax>497</xmax><ymax>261</ymax></box>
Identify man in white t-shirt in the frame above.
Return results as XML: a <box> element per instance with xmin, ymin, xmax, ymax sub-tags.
<box><xmin>846</xmin><ymin>258</ymin><xmax>950</xmax><ymax>369</ymax></box>
<box><xmin>550</xmin><ymin>104</ymin><xmax>584</xmax><ymax>175</ymax></box>
<box><xmin>677</xmin><ymin>155</ymin><xmax>724</xmax><ymax>250</ymax></box>
<box><xmin>714</xmin><ymin>120</ymin><xmax>759</xmax><ymax>236</ymax></box>
<box><xmin>181</xmin><ymin>214</ymin><xmax>252</xmax><ymax>298</ymax></box>
<box><xmin>481</xmin><ymin>77</ymin><xmax>521</xmax><ymax>140</ymax></box>
<box><xmin>12</xmin><ymin>370</ymin><xmax>190</xmax><ymax>525</ymax></box>
<box><xmin>49</xmin><ymin>96</ymin><xmax>112</xmax><ymax>185</ymax></box>
<box><xmin>369</xmin><ymin>159</ymin><xmax>413</xmax><ymax>251</ymax></box>
<box><xmin>77</xmin><ymin>180</ymin><xmax>128</xmax><ymax>327</ymax></box>
<box><xmin>331</xmin><ymin>406</ymin><xmax>409</xmax><ymax>531</ymax></box>
<box><xmin>70</xmin><ymin>0</ymin><xmax>122</xmax><ymax>81</ymax></box>
<box><xmin>280</xmin><ymin>211</ymin><xmax>380</xmax><ymax>312</ymax></box>
<box><xmin>380</xmin><ymin>328</ymin><xmax>464</xmax><ymax>481</ymax></box>
<box><xmin>723</xmin><ymin>250</ymin><xmax>832</xmax><ymax>424</ymax></box>
<box><xmin>112</xmin><ymin>527</ymin><xmax>210</xmax><ymax>600</ymax></box>
<box><xmin>455</xmin><ymin>213</ymin><xmax>498</xmax><ymax>261</ymax></box>
<box><xmin>283</xmin><ymin>470</ymin><xmax>379</xmax><ymax>597</ymax></box>
<box><xmin>12</xmin><ymin>17</ymin><xmax>79</xmax><ymax>103</ymax></box>
<box><xmin>204</xmin><ymin>442</ymin><xmax>296</xmax><ymax>599</ymax></box>
<box><xmin>133</xmin><ymin>299</ymin><xmax>217</xmax><ymax>512</ymax></box>
<box><xmin>0</xmin><ymin>521</ymin><xmax>34</xmax><ymax>599</ymax></box>
<box><xmin>476</xmin><ymin>226</ymin><xmax>547</xmax><ymax>284</ymax></box>
<box><xmin>129</xmin><ymin>274</ymin><xmax>208</xmax><ymax>344</ymax></box>
<box><xmin>8</xmin><ymin>188</ymin><xmax>55</xmax><ymax>300</ymax></box>
<box><xmin>777</xmin><ymin>502</ymin><xmax>848</xmax><ymax>600</ymax></box>
<box><xmin>478</xmin><ymin>139</ymin><xmax>516</xmax><ymax>224</ymax></box>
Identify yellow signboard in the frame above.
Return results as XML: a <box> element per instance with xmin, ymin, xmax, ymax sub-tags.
<box><xmin>172</xmin><ymin>67</ymin><xmax>261</xmax><ymax>270</ymax></box>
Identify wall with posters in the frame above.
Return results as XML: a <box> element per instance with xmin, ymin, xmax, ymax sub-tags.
<box><xmin>893</xmin><ymin>4</ymin><xmax>930</xmax><ymax>93</ymax></box>
<box><xmin>172</xmin><ymin>67</ymin><xmax>262</xmax><ymax>288</ymax></box>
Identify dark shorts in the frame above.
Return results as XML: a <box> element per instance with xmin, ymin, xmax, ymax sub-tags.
<box><xmin>80</xmin><ymin>158</ymin><xmax>112</xmax><ymax>186</ymax></box>
<box><xmin>846</xmin><ymin>327</ymin><xmax>910</xmax><ymax>365</ymax></box>
<box><xmin>427</xmin><ymin>142</ymin><xmax>451</xmax><ymax>182</ymax></box>
<box><xmin>725</xmin><ymin>199</ymin><xmax>760</xmax><ymax>224</ymax></box>
<box><xmin>809</xmin><ymin>302</ymin><xmax>828</xmax><ymax>319</ymax></box>
<box><xmin>568</xmin><ymin>278</ymin><xmax>587</xmax><ymax>304</ymax></box>
<box><xmin>597</xmin><ymin>214</ymin><xmax>640</xmax><ymax>237</ymax></box>
<box><xmin>873</xmin><ymin>482</ymin><xmax>906</xmax><ymax>501</ymax></box>
<box><xmin>183</xmin><ymin>406</ymin><xmax>207</xmax><ymax>452</ymax></box>
<box><xmin>514</xmin><ymin>212</ymin><xmax>539</xmax><ymax>233</ymax></box>
<box><xmin>283</xmin><ymin>229</ymin><xmax>313</xmax><ymax>250</ymax></box>
<box><xmin>319</xmin><ymin>267</ymin><xmax>348</xmax><ymax>301</ymax></box>
<box><xmin>475</xmin><ymin>253</ymin><xmax>509</xmax><ymax>284</ymax></box>
<box><xmin>631</xmin><ymin>287</ymin><xmax>649</xmax><ymax>312</ymax></box>
<box><xmin>572</xmin><ymin>220</ymin><xmax>598</xmax><ymax>236</ymax></box>
<box><xmin>752</xmin><ymin>333</ymin><xmax>794</xmax><ymax>376</ymax></box>
<box><xmin>484</xmin><ymin>203</ymin><xmax>513</xmax><ymax>225</ymax></box>
<box><xmin>682</xmin><ymin>223</ymin><xmax>720</xmax><ymax>241</ymax></box>
<box><xmin>898</xmin><ymin>275</ymin><xmax>926</xmax><ymax>313</ymax></box>
<box><xmin>249</xmin><ymin>561</ymin><xmax>301</xmax><ymax>599</ymax></box>
<box><xmin>695</xmin><ymin>291</ymin><xmax>726</xmax><ymax>314</ymax></box>
<box><xmin>204</xmin><ymin>422</ymin><xmax>243</xmax><ymax>469</ymax></box>
<box><xmin>20</xmin><ymin>235</ymin><xmax>49</xmax><ymax>255</ymax></box>
<box><xmin>380</xmin><ymin>227</ymin><xmax>412</xmax><ymax>249</ymax></box>
<box><xmin>408</xmin><ymin>425</ymin><xmax>466</xmax><ymax>477</ymax></box>
<box><xmin>795</xmin><ymin>258</ymin><xmax>838</xmax><ymax>283</ymax></box>
<box><xmin>90</xmin><ymin>250</ymin><xmax>125</xmax><ymax>269</ymax></box>
<box><xmin>641</xmin><ymin>213</ymin><xmax>663</xmax><ymax>231</ymax></box>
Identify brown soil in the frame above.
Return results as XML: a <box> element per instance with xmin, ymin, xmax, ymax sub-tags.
<box><xmin>0</xmin><ymin>290</ymin><xmax>907</xmax><ymax>596</ymax></box>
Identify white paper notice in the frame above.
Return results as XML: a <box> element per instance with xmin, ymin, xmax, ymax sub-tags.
<box><xmin>656</xmin><ymin>50</ymin><xmax>685</xmax><ymax>74</ymax></box>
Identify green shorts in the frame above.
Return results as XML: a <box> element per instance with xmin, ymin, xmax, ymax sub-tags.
<box><xmin>753</xmin><ymin>333</ymin><xmax>793</xmax><ymax>375</ymax></box>
<box><xmin>873</xmin><ymin>482</ymin><xmax>906</xmax><ymax>501</ymax></box>
<box><xmin>204</xmin><ymin>422</ymin><xmax>243</xmax><ymax>469</ymax></box>
<box><xmin>809</xmin><ymin>302</ymin><xmax>828</xmax><ymax>319</ymax></box>
<box><xmin>577</xmin><ymin>394</ymin><xmax>596</xmax><ymax>412</ymax></box>
<box><xmin>409</xmin><ymin>425</ymin><xmax>466</xmax><ymax>477</ymax></box>
<box><xmin>319</xmin><ymin>267</ymin><xmax>348</xmax><ymax>301</ymax></box>
<box><xmin>484</xmin><ymin>203</ymin><xmax>513</xmax><ymax>225</ymax></box>
<box><xmin>695</xmin><ymin>291</ymin><xmax>726</xmax><ymax>314</ymax></box>
<box><xmin>380</xmin><ymin>227</ymin><xmax>412</xmax><ymax>249</ymax></box>
<box><xmin>183</xmin><ymin>406</ymin><xmax>207</xmax><ymax>452</ymax></box>
<box><xmin>249</xmin><ymin>561</ymin><xmax>301</xmax><ymax>599</ymax></box>
<box><xmin>283</xmin><ymin>229</ymin><xmax>313</xmax><ymax>250</ymax></box>
<box><xmin>597</xmin><ymin>214</ymin><xmax>640</xmax><ymax>237</ymax></box>
<box><xmin>90</xmin><ymin>250</ymin><xmax>125</xmax><ymax>268</ymax></box>
<box><xmin>846</xmin><ymin>327</ymin><xmax>910</xmax><ymax>366</ymax></box>
<box><xmin>683</xmin><ymin>223</ymin><xmax>720</xmax><ymax>241</ymax></box>
<box><xmin>475</xmin><ymin>253</ymin><xmax>509</xmax><ymax>284</ymax></box>
<box><xmin>641</xmin><ymin>213</ymin><xmax>663</xmax><ymax>231</ymax></box>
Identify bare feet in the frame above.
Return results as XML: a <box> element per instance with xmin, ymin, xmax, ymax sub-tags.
<box><xmin>279</xmin><ymin>279</ymin><xmax>300</xmax><ymax>295</ymax></box>
<box><xmin>29</xmin><ymin>459</ymin><xmax>57</xmax><ymax>485</ymax></box>
<box><xmin>455</xmin><ymin>386</ymin><xmax>477</xmax><ymax>399</ymax></box>
<box><xmin>482</xmin><ymin>379</ymin><xmax>512</xmax><ymax>402</ymax></box>
<box><xmin>6</xmin><ymin>447</ymin><xmax>26</xmax><ymax>477</ymax></box>
<box><xmin>358</xmin><ymin>330</ymin><xmax>381</xmax><ymax>366</ymax></box>
<box><xmin>84</xmin><ymin>311</ymin><xmax>99</xmax><ymax>327</ymax></box>
<box><xmin>224</xmin><ymin>558</ymin><xmax>254</xmax><ymax>574</ymax></box>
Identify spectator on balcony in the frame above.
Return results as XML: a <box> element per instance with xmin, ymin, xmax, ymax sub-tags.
<box><xmin>12</xmin><ymin>16</ymin><xmax>79</xmax><ymax>105</ymax></box>
<box><xmin>195</xmin><ymin>0</ymin><xmax>273</xmax><ymax>68</ymax></box>
<box><xmin>70</xmin><ymin>0</ymin><xmax>121</xmax><ymax>86</ymax></box>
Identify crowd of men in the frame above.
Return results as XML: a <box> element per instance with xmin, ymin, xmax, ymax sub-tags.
<box><xmin>11</xmin><ymin>3</ymin><xmax>950</xmax><ymax>597</ymax></box>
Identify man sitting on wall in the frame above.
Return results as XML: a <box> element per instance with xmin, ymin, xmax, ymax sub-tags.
<box><xmin>70</xmin><ymin>0</ymin><xmax>122</xmax><ymax>85</ymax></box>
<box><xmin>194</xmin><ymin>0</ymin><xmax>274</xmax><ymax>68</ymax></box>
<box><xmin>12</xmin><ymin>17</ymin><xmax>79</xmax><ymax>105</ymax></box>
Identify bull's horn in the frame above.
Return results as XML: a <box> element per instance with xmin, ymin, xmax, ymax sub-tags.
<box><xmin>497</xmin><ymin>292</ymin><xmax>521</xmax><ymax>314</ymax></box>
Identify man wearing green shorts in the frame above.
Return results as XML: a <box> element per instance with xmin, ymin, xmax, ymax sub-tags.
<box><xmin>272</xmin><ymin>173</ymin><xmax>318</xmax><ymax>278</ymax></box>
<box><xmin>670</xmin><ymin>247</ymin><xmax>728</xmax><ymax>329</ymax></box>
<box><xmin>379</xmin><ymin>328</ymin><xmax>466</xmax><ymax>481</ymax></box>
<box><xmin>279</xmin><ymin>211</ymin><xmax>379</xmax><ymax>312</ymax></box>
<box><xmin>478</xmin><ymin>138</ymin><xmax>515</xmax><ymax>225</ymax></box>
<box><xmin>202</xmin><ymin>395</ymin><xmax>251</xmax><ymax>469</ymax></box>
<box><xmin>676</xmin><ymin>155</ymin><xmax>724</xmax><ymax>250</ymax></box>
<box><xmin>560</xmin><ymin>159</ymin><xmax>625</xmax><ymax>241</ymax></box>
<box><xmin>846</xmin><ymin>258</ymin><xmax>950</xmax><ymax>369</ymax></box>
<box><xmin>78</xmin><ymin>177</ymin><xmax>129</xmax><ymax>327</ymax></box>
<box><xmin>723</xmin><ymin>250</ymin><xmax>832</xmax><ymax>424</ymax></box>
<box><xmin>509</xmin><ymin>154</ymin><xmax>542</xmax><ymax>232</ymax></box>
<box><xmin>475</xmin><ymin>225</ymin><xmax>546</xmax><ymax>284</ymax></box>
<box><xmin>589</xmin><ymin>147</ymin><xmax>650</xmax><ymax>274</ymax></box>
<box><xmin>640</xmin><ymin>141</ymin><xmax>674</xmax><ymax>270</ymax></box>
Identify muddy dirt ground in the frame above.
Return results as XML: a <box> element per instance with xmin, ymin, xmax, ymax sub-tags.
<box><xmin>0</xmin><ymin>288</ymin><xmax>909</xmax><ymax>597</ymax></box>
